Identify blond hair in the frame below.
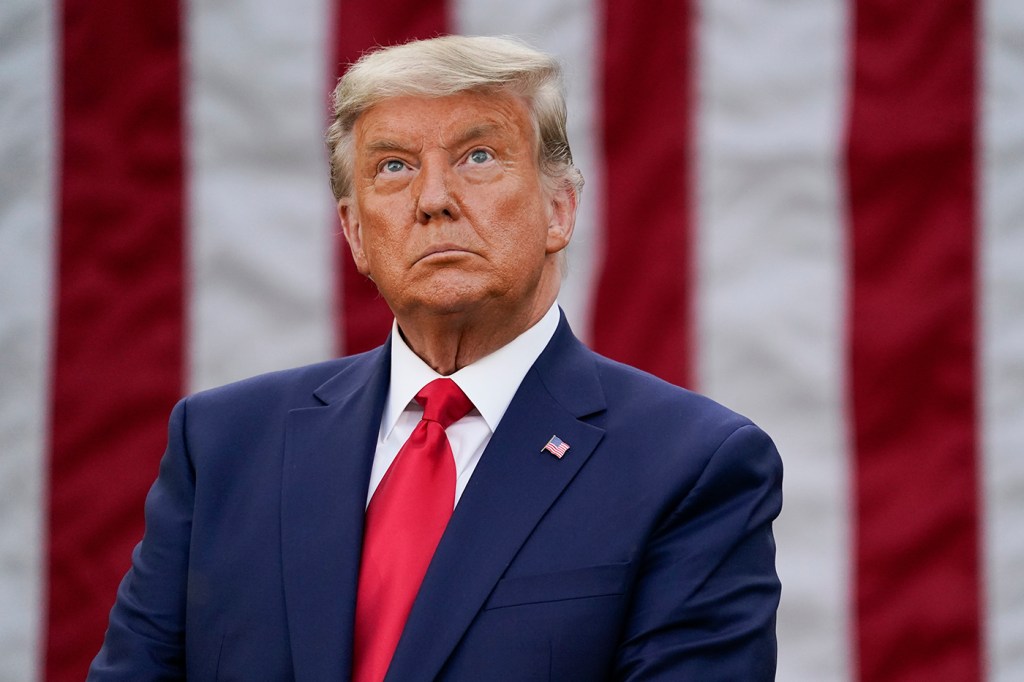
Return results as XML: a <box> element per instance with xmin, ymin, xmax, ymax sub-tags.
<box><xmin>326</xmin><ymin>35</ymin><xmax>584</xmax><ymax>200</ymax></box>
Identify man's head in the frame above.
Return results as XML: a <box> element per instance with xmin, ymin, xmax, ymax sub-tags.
<box><xmin>327</xmin><ymin>36</ymin><xmax>582</xmax><ymax>346</ymax></box>
<box><xmin>326</xmin><ymin>35</ymin><xmax>583</xmax><ymax>202</ymax></box>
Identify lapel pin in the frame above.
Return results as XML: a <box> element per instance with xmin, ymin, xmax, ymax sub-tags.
<box><xmin>542</xmin><ymin>435</ymin><xmax>570</xmax><ymax>459</ymax></box>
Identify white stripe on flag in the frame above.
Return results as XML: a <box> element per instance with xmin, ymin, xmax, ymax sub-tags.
<box><xmin>453</xmin><ymin>0</ymin><xmax>603</xmax><ymax>340</ymax></box>
<box><xmin>982</xmin><ymin>0</ymin><xmax>1024</xmax><ymax>678</ymax></box>
<box><xmin>0</xmin><ymin>0</ymin><xmax>55</xmax><ymax>679</ymax></box>
<box><xmin>694</xmin><ymin>1</ymin><xmax>852</xmax><ymax>679</ymax></box>
<box><xmin>186</xmin><ymin>0</ymin><xmax>336</xmax><ymax>392</ymax></box>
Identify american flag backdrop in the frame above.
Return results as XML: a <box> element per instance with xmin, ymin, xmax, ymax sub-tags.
<box><xmin>1</xmin><ymin>0</ymin><xmax>1022</xmax><ymax>680</ymax></box>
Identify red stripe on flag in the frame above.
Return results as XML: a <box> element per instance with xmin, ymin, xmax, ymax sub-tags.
<box><xmin>47</xmin><ymin>1</ymin><xmax>186</xmax><ymax>679</ymax></box>
<box><xmin>333</xmin><ymin>0</ymin><xmax>450</xmax><ymax>354</ymax></box>
<box><xmin>592</xmin><ymin>0</ymin><xmax>694</xmax><ymax>388</ymax></box>
<box><xmin>846</xmin><ymin>2</ymin><xmax>982</xmax><ymax>680</ymax></box>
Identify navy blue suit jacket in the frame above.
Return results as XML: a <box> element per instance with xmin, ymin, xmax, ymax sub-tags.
<box><xmin>89</xmin><ymin>314</ymin><xmax>782</xmax><ymax>680</ymax></box>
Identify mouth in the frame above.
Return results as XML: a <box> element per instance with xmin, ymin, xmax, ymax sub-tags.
<box><xmin>416</xmin><ymin>243</ymin><xmax>474</xmax><ymax>263</ymax></box>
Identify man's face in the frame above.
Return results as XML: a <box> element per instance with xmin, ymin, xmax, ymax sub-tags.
<box><xmin>338</xmin><ymin>91</ymin><xmax>574</xmax><ymax>320</ymax></box>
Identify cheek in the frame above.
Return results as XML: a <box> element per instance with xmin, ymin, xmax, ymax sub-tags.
<box><xmin>492</xmin><ymin>192</ymin><xmax>550</xmax><ymax>251</ymax></box>
<box><xmin>368</xmin><ymin>198</ymin><xmax>412</xmax><ymax>232</ymax></box>
<box><xmin>364</xmin><ymin>236</ymin><xmax>408</xmax><ymax>281</ymax></box>
<box><xmin>359</xmin><ymin>200</ymin><xmax>413</xmax><ymax>269</ymax></box>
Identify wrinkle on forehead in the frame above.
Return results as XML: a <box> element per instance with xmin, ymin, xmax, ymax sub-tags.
<box><xmin>354</xmin><ymin>92</ymin><xmax>535</xmax><ymax>157</ymax></box>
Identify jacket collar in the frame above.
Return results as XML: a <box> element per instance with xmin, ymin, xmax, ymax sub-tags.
<box><xmin>281</xmin><ymin>341</ymin><xmax>391</xmax><ymax>682</ymax></box>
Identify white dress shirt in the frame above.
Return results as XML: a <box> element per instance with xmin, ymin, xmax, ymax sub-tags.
<box><xmin>366</xmin><ymin>302</ymin><xmax>561</xmax><ymax>507</ymax></box>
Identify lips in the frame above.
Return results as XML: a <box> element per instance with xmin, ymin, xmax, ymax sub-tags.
<box><xmin>416</xmin><ymin>243</ymin><xmax>473</xmax><ymax>263</ymax></box>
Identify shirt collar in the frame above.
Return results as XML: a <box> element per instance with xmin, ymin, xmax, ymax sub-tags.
<box><xmin>381</xmin><ymin>302</ymin><xmax>561</xmax><ymax>439</ymax></box>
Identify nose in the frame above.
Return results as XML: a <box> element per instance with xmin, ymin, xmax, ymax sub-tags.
<box><xmin>415</xmin><ymin>158</ymin><xmax>461</xmax><ymax>224</ymax></box>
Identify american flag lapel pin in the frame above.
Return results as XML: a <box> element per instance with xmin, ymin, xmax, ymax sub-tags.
<box><xmin>542</xmin><ymin>435</ymin><xmax>570</xmax><ymax>459</ymax></box>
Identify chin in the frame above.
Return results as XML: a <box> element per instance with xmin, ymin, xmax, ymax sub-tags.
<box><xmin>409</xmin><ymin>294</ymin><xmax>485</xmax><ymax>317</ymax></box>
<box><xmin>402</xmin><ymin>274</ymin><xmax>495</xmax><ymax>313</ymax></box>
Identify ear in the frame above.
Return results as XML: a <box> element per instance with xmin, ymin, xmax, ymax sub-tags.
<box><xmin>544</xmin><ymin>183</ymin><xmax>577</xmax><ymax>255</ymax></box>
<box><xmin>338</xmin><ymin>199</ymin><xmax>371</xmax><ymax>276</ymax></box>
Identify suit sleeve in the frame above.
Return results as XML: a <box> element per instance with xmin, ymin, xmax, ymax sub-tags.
<box><xmin>87</xmin><ymin>398</ymin><xmax>194</xmax><ymax>681</ymax></box>
<box><xmin>614</xmin><ymin>424</ymin><xmax>783</xmax><ymax>681</ymax></box>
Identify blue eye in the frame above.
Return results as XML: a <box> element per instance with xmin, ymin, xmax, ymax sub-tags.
<box><xmin>467</xmin><ymin>149</ymin><xmax>492</xmax><ymax>164</ymax></box>
<box><xmin>381</xmin><ymin>159</ymin><xmax>406</xmax><ymax>173</ymax></box>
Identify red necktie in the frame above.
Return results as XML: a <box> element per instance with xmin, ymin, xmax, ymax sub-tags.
<box><xmin>352</xmin><ymin>378</ymin><xmax>473</xmax><ymax>682</ymax></box>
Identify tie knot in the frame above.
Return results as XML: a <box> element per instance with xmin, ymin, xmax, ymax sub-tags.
<box><xmin>415</xmin><ymin>378</ymin><xmax>474</xmax><ymax>429</ymax></box>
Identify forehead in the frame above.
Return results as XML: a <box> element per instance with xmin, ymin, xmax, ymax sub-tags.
<box><xmin>352</xmin><ymin>91</ymin><xmax>535</xmax><ymax>149</ymax></box>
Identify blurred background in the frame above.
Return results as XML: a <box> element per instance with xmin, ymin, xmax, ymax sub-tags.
<box><xmin>1</xmin><ymin>0</ymin><xmax>1022</xmax><ymax>680</ymax></box>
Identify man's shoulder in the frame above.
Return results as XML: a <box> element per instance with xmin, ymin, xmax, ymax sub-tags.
<box><xmin>581</xmin><ymin>346</ymin><xmax>759</xmax><ymax>442</ymax></box>
<box><xmin>542</xmin><ymin>318</ymin><xmax>758</xmax><ymax>439</ymax></box>
<box><xmin>586</xmin><ymin>344</ymin><xmax>742</xmax><ymax>408</ymax></box>
<box><xmin>184</xmin><ymin>345</ymin><xmax>385</xmax><ymax>414</ymax></box>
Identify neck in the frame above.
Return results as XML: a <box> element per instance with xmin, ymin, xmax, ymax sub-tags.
<box><xmin>395</xmin><ymin>273</ymin><xmax>559</xmax><ymax>376</ymax></box>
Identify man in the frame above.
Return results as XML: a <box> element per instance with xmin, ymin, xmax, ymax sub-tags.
<box><xmin>90</xmin><ymin>35</ymin><xmax>782</xmax><ymax>681</ymax></box>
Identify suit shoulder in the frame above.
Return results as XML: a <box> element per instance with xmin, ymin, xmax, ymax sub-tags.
<box><xmin>578</xmin><ymin>349</ymin><xmax>782</xmax><ymax>507</ymax></box>
<box><xmin>586</xmin><ymin>349</ymin><xmax>759</xmax><ymax>441</ymax></box>
<box><xmin>185</xmin><ymin>347</ymin><xmax>382</xmax><ymax>414</ymax></box>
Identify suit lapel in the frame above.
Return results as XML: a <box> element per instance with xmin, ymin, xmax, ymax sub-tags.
<box><xmin>386</xmin><ymin>319</ymin><xmax>607</xmax><ymax>682</ymax></box>
<box><xmin>281</xmin><ymin>345</ymin><xmax>390</xmax><ymax>682</ymax></box>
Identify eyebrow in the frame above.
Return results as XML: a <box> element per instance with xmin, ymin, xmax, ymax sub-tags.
<box><xmin>362</xmin><ymin>123</ymin><xmax>504</xmax><ymax>157</ymax></box>
<box><xmin>448</xmin><ymin>123</ymin><xmax>502</xmax><ymax>150</ymax></box>
<box><xmin>364</xmin><ymin>139</ymin><xmax>414</xmax><ymax>155</ymax></box>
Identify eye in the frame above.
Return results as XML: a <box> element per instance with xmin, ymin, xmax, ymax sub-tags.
<box><xmin>379</xmin><ymin>159</ymin><xmax>407</xmax><ymax>174</ymax></box>
<box><xmin>466</xmin><ymin>149</ymin><xmax>493</xmax><ymax>164</ymax></box>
